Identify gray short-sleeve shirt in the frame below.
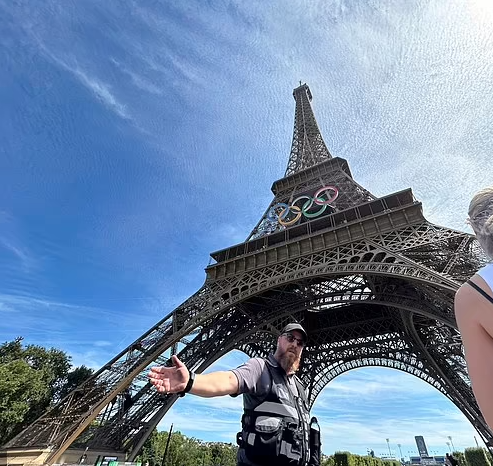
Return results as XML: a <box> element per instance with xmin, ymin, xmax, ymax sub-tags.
<box><xmin>231</xmin><ymin>357</ymin><xmax>269</xmax><ymax>396</ymax></box>
<box><xmin>231</xmin><ymin>356</ymin><xmax>298</xmax><ymax>397</ymax></box>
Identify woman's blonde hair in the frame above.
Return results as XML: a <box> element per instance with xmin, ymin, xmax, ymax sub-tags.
<box><xmin>468</xmin><ymin>187</ymin><xmax>493</xmax><ymax>259</ymax></box>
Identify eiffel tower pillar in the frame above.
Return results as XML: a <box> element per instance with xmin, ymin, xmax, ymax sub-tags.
<box><xmin>2</xmin><ymin>84</ymin><xmax>492</xmax><ymax>464</ymax></box>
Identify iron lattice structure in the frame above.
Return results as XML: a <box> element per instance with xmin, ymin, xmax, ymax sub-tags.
<box><xmin>5</xmin><ymin>84</ymin><xmax>492</xmax><ymax>462</ymax></box>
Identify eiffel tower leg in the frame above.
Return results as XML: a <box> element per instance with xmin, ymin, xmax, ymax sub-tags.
<box><xmin>405</xmin><ymin>313</ymin><xmax>493</xmax><ymax>447</ymax></box>
<box><xmin>2</xmin><ymin>283</ymin><xmax>230</xmax><ymax>463</ymax></box>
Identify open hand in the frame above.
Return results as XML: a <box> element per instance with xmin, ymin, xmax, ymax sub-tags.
<box><xmin>148</xmin><ymin>355</ymin><xmax>189</xmax><ymax>394</ymax></box>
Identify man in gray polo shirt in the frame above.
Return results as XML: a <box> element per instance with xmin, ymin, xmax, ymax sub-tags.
<box><xmin>149</xmin><ymin>323</ymin><xmax>314</xmax><ymax>466</ymax></box>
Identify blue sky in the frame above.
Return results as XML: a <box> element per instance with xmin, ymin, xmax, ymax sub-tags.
<box><xmin>1</xmin><ymin>0</ymin><xmax>493</xmax><ymax>457</ymax></box>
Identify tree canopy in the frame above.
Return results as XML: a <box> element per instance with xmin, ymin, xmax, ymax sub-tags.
<box><xmin>0</xmin><ymin>337</ymin><xmax>94</xmax><ymax>445</ymax></box>
<box><xmin>138</xmin><ymin>429</ymin><xmax>238</xmax><ymax>466</ymax></box>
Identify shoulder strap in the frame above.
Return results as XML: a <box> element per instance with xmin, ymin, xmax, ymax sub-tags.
<box><xmin>263</xmin><ymin>358</ymin><xmax>274</xmax><ymax>399</ymax></box>
<box><xmin>242</xmin><ymin>360</ymin><xmax>273</xmax><ymax>420</ymax></box>
<box><xmin>467</xmin><ymin>280</ymin><xmax>493</xmax><ymax>304</ymax></box>
<box><xmin>293</xmin><ymin>376</ymin><xmax>308</xmax><ymax>405</ymax></box>
<box><xmin>288</xmin><ymin>375</ymin><xmax>308</xmax><ymax>464</ymax></box>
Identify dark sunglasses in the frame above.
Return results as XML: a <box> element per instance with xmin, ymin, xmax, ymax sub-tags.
<box><xmin>283</xmin><ymin>333</ymin><xmax>305</xmax><ymax>347</ymax></box>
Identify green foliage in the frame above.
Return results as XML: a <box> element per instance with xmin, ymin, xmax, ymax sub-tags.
<box><xmin>335</xmin><ymin>451</ymin><xmax>354</xmax><ymax>466</ymax></box>
<box><xmin>137</xmin><ymin>429</ymin><xmax>237</xmax><ymax>466</ymax></box>
<box><xmin>330</xmin><ymin>452</ymin><xmax>400</xmax><ymax>466</ymax></box>
<box><xmin>57</xmin><ymin>365</ymin><xmax>94</xmax><ymax>401</ymax></box>
<box><xmin>465</xmin><ymin>448</ymin><xmax>492</xmax><ymax>466</ymax></box>
<box><xmin>0</xmin><ymin>359</ymin><xmax>47</xmax><ymax>442</ymax></box>
<box><xmin>453</xmin><ymin>451</ymin><xmax>468</xmax><ymax>466</ymax></box>
<box><xmin>0</xmin><ymin>337</ymin><xmax>94</xmax><ymax>445</ymax></box>
<box><xmin>322</xmin><ymin>454</ymin><xmax>336</xmax><ymax>466</ymax></box>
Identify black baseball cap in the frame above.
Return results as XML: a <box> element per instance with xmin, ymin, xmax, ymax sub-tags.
<box><xmin>281</xmin><ymin>323</ymin><xmax>307</xmax><ymax>342</ymax></box>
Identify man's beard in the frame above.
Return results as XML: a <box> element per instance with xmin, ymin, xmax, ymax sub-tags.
<box><xmin>278</xmin><ymin>348</ymin><xmax>300</xmax><ymax>374</ymax></box>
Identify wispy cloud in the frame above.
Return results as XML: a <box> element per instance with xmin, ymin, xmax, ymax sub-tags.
<box><xmin>110</xmin><ymin>58</ymin><xmax>164</xmax><ymax>96</ymax></box>
<box><xmin>313</xmin><ymin>368</ymin><xmax>479</xmax><ymax>453</ymax></box>
<box><xmin>0</xmin><ymin>292</ymin><xmax>156</xmax><ymax>369</ymax></box>
<box><xmin>0</xmin><ymin>212</ymin><xmax>37</xmax><ymax>272</ymax></box>
<box><xmin>0</xmin><ymin>2</ymin><xmax>131</xmax><ymax>121</ymax></box>
<box><xmin>0</xmin><ymin>238</ymin><xmax>34</xmax><ymax>270</ymax></box>
<box><xmin>32</xmin><ymin>38</ymin><xmax>130</xmax><ymax>120</ymax></box>
<box><xmin>70</xmin><ymin>66</ymin><xmax>129</xmax><ymax>119</ymax></box>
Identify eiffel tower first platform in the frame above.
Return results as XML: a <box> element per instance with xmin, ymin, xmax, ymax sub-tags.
<box><xmin>2</xmin><ymin>84</ymin><xmax>492</xmax><ymax>465</ymax></box>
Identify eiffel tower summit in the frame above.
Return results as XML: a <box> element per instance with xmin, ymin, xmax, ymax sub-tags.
<box><xmin>2</xmin><ymin>84</ymin><xmax>492</xmax><ymax>465</ymax></box>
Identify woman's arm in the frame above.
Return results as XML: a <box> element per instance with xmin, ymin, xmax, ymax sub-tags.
<box><xmin>455</xmin><ymin>280</ymin><xmax>493</xmax><ymax>428</ymax></box>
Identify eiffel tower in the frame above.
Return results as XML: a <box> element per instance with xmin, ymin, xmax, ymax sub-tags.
<box><xmin>3</xmin><ymin>84</ymin><xmax>492</xmax><ymax>465</ymax></box>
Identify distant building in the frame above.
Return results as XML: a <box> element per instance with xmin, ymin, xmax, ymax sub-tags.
<box><xmin>415</xmin><ymin>436</ymin><xmax>429</xmax><ymax>458</ymax></box>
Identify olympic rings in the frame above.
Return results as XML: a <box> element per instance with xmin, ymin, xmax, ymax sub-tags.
<box><xmin>267</xmin><ymin>186</ymin><xmax>339</xmax><ymax>226</ymax></box>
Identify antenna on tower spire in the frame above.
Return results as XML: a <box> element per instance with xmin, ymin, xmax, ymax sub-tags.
<box><xmin>285</xmin><ymin>84</ymin><xmax>332</xmax><ymax>176</ymax></box>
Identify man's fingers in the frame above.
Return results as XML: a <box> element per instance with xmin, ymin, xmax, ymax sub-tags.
<box><xmin>150</xmin><ymin>377</ymin><xmax>171</xmax><ymax>393</ymax></box>
<box><xmin>149</xmin><ymin>376</ymin><xmax>163</xmax><ymax>386</ymax></box>
<box><xmin>149</xmin><ymin>366</ymin><xmax>167</xmax><ymax>375</ymax></box>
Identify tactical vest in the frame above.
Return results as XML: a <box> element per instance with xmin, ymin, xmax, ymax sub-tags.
<box><xmin>238</xmin><ymin>355</ymin><xmax>310</xmax><ymax>466</ymax></box>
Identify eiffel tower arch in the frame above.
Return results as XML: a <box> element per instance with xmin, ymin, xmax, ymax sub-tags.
<box><xmin>3</xmin><ymin>84</ymin><xmax>492</xmax><ymax>465</ymax></box>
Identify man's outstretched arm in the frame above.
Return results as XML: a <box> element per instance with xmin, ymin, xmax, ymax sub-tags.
<box><xmin>148</xmin><ymin>355</ymin><xmax>239</xmax><ymax>397</ymax></box>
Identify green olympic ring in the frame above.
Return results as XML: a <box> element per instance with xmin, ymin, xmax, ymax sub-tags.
<box><xmin>267</xmin><ymin>186</ymin><xmax>339</xmax><ymax>227</ymax></box>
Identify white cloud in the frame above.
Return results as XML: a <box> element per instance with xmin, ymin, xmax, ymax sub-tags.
<box><xmin>110</xmin><ymin>58</ymin><xmax>164</xmax><ymax>96</ymax></box>
<box><xmin>0</xmin><ymin>238</ymin><xmax>34</xmax><ymax>270</ymax></box>
<box><xmin>312</xmin><ymin>369</ymin><xmax>480</xmax><ymax>454</ymax></box>
<box><xmin>71</xmin><ymin>66</ymin><xmax>129</xmax><ymax>119</ymax></box>
<box><xmin>320</xmin><ymin>369</ymin><xmax>435</xmax><ymax>399</ymax></box>
<box><xmin>39</xmin><ymin>48</ymin><xmax>130</xmax><ymax>120</ymax></box>
<box><xmin>93</xmin><ymin>340</ymin><xmax>113</xmax><ymax>347</ymax></box>
<box><xmin>0</xmin><ymin>213</ymin><xmax>37</xmax><ymax>272</ymax></box>
<box><xmin>5</xmin><ymin>7</ymin><xmax>131</xmax><ymax>121</ymax></box>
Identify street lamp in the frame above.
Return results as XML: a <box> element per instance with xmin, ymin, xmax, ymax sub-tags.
<box><xmin>386</xmin><ymin>439</ymin><xmax>392</xmax><ymax>458</ymax></box>
<box><xmin>397</xmin><ymin>444</ymin><xmax>403</xmax><ymax>461</ymax></box>
<box><xmin>448</xmin><ymin>436</ymin><xmax>455</xmax><ymax>451</ymax></box>
<box><xmin>446</xmin><ymin>442</ymin><xmax>452</xmax><ymax>453</ymax></box>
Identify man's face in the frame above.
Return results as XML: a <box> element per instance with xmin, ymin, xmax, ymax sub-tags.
<box><xmin>276</xmin><ymin>330</ymin><xmax>305</xmax><ymax>372</ymax></box>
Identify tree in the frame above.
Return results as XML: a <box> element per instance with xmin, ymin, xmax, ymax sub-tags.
<box><xmin>0</xmin><ymin>338</ymin><xmax>94</xmax><ymax>445</ymax></box>
<box><xmin>465</xmin><ymin>448</ymin><xmax>491</xmax><ymax>466</ymax></box>
<box><xmin>57</xmin><ymin>365</ymin><xmax>94</xmax><ymax>401</ymax></box>
<box><xmin>140</xmin><ymin>429</ymin><xmax>160</xmax><ymax>466</ymax></box>
<box><xmin>0</xmin><ymin>359</ymin><xmax>47</xmax><ymax>442</ymax></box>
<box><xmin>452</xmin><ymin>451</ymin><xmax>467</xmax><ymax>466</ymax></box>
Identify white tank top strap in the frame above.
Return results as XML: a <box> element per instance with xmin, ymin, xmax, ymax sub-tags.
<box><xmin>477</xmin><ymin>263</ymin><xmax>493</xmax><ymax>292</ymax></box>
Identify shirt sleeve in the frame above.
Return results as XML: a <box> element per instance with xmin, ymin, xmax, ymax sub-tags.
<box><xmin>231</xmin><ymin>357</ymin><xmax>268</xmax><ymax>395</ymax></box>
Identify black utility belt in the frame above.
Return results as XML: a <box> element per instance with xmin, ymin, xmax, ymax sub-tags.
<box><xmin>242</xmin><ymin>413</ymin><xmax>300</xmax><ymax>429</ymax></box>
<box><xmin>238</xmin><ymin>422</ymin><xmax>305</xmax><ymax>466</ymax></box>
